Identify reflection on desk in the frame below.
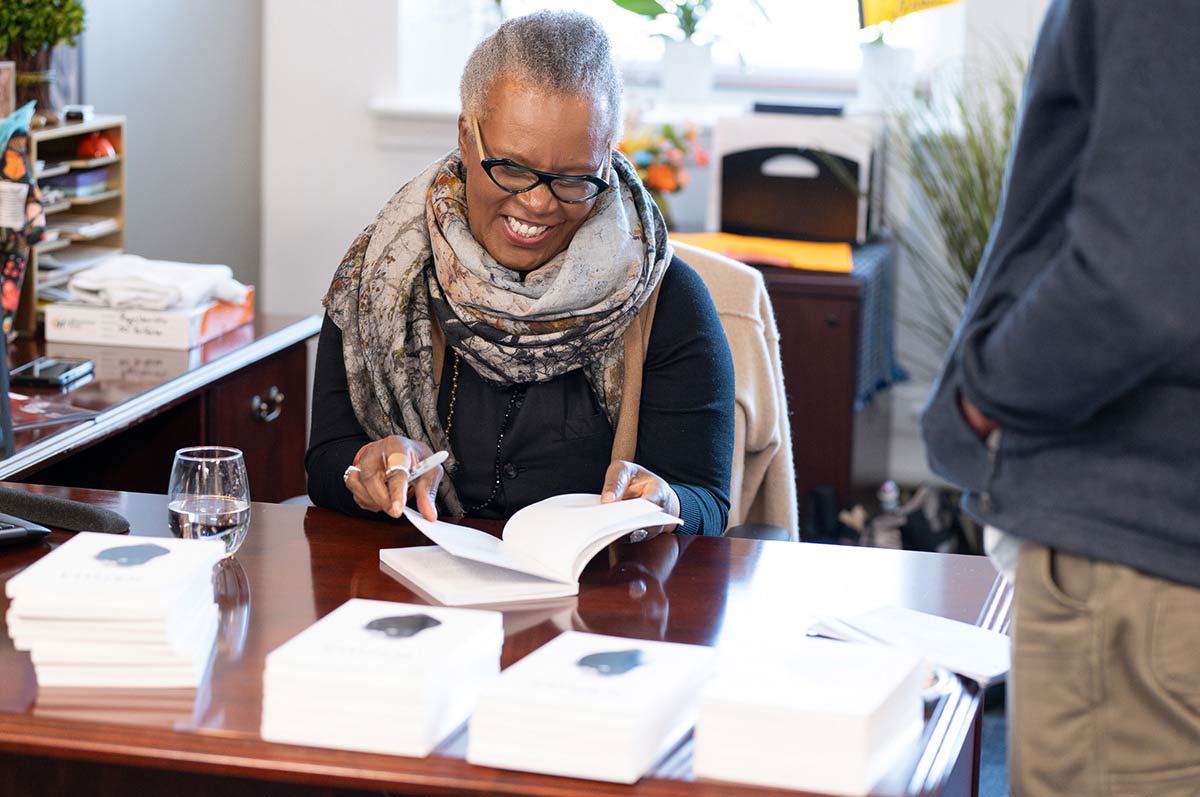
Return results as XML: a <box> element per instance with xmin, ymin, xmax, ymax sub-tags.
<box><xmin>0</xmin><ymin>484</ymin><xmax>1008</xmax><ymax>797</ymax></box>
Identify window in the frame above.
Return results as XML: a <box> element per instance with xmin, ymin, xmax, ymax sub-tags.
<box><xmin>498</xmin><ymin>0</ymin><xmax>864</xmax><ymax>88</ymax></box>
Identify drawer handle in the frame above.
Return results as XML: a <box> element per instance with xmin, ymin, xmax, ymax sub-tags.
<box><xmin>250</xmin><ymin>386</ymin><xmax>285</xmax><ymax>423</ymax></box>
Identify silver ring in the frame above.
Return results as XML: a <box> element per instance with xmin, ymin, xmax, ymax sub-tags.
<box><xmin>385</xmin><ymin>464</ymin><xmax>411</xmax><ymax>480</ymax></box>
<box><xmin>343</xmin><ymin>465</ymin><xmax>361</xmax><ymax>483</ymax></box>
<box><xmin>629</xmin><ymin>529</ymin><xmax>649</xmax><ymax>543</ymax></box>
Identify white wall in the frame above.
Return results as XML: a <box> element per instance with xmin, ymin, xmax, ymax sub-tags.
<box><xmin>260</xmin><ymin>0</ymin><xmax>460</xmax><ymax>317</ymax></box>
<box><xmin>83</xmin><ymin>0</ymin><xmax>262</xmax><ymax>288</ymax></box>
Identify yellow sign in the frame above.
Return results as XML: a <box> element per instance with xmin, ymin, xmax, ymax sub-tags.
<box><xmin>859</xmin><ymin>0</ymin><xmax>960</xmax><ymax>27</ymax></box>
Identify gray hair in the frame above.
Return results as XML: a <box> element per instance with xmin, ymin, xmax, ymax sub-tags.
<box><xmin>460</xmin><ymin>10</ymin><xmax>623</xmax><ymax>145</ymax></box>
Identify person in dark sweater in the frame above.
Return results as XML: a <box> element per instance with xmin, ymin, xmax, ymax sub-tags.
<box><xmin>921</xmin><ymin>1</ymin><xmax>1200</xmax><ymax>793</ymax></box>
<box><xmin>306</xmin><ymin>11</ymin><xmax>733</xmax><ymax>538</ymax></box>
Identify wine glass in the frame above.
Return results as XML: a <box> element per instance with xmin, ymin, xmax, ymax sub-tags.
<box><xmin>167</xmin><ymin>446</ymin><xmax>251</xmax><ymax>556</ymax></box>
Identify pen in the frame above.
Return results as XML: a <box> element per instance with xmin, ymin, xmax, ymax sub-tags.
<box><xmin>406</xmin><ymin>450</ymin><xmax>449</xmax><ymax>481</ymax></box>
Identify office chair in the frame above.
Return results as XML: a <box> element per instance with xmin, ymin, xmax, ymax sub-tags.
<box><xmin>672</xmin><ymin>241</ymin><xmax>799</xmax><ymax>541</ymax></box>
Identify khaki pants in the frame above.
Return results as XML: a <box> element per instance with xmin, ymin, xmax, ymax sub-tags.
<box><xmin>1011</xmin><ymin>543</ymin><xmax>1200</xmax><ymax>796</ymax></box>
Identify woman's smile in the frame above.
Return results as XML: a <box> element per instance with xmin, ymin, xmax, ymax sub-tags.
<box><xmin>502</xmin><ymin>214</ymin><xmax>554</xmax><ymax>245</ymax></box>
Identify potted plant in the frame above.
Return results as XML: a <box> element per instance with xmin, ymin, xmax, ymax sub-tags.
<box><xmin>0</xmin><ymin>0</ymin><xmax>87</xmax><ymax>126</ymax></box>
<box><xmin>887</xmin><ymin>59</ymin><xmax>1025</xmax><ymax>379</ymax></box>
<box><xmin>609</xmin><ymin>0</ymin><xmax>765</xmax><ymax>100</ymax></box>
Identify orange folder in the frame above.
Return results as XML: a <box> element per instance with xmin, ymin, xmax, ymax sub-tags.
<box><xmin>671</xmin><ymin>232</ymin><xmax>853</xmax><ymax>273</ymax></box>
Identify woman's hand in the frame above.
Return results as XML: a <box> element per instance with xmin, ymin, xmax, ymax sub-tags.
<box><xmin>343</xmin><ymin>436</ymin><xmax>442</xmax><ymax>520</ymax></box>
<box><xmin>600</xmin><ymin>460</ymin><xmax>681</xmax><ymax>543</ymax></box>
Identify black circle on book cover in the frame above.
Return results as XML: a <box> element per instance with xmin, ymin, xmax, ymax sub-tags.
<box><xmin>577</xmin><ymin>649</ymin><xmax>645</xmax><ymax>676</ymax></box>
<box><xmin>95</xmin><ymin>543</ymin><xmax>170</xmax><ymax>567</ymax></box>
<box><xmin>365</xmin><ymin>614</ymin><xmax>442</xmax><ymax>638</ymax></box>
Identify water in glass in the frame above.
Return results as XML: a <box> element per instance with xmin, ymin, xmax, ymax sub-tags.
<box><xmin>169</xmin><ymin>446</ymin><xmax>251</xmax><ymax>556</ymax></box>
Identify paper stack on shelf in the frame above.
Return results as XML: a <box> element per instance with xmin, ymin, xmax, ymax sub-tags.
<box><xmin>5</xmin><ymin>532</ymin><xmax>225</xmax><ymax>689</ymax></box>
<box><xmin>468</xmin><ymin>631</ymin><xmax>715</xmax><ymax>784</ymax></box>
<box><xmin>40</xmin><ymin>168</ymin><xmax>109</xmax><ymax>198</ymax></box>
<box><xmin>693</xmin><ymin>637</ymin><xmax>926</xmax><ymax>797</ymax></box>
<box><xmin>261</xmin><ymin>599</ymin><xmax>503</xmax><ymax>757</ymax></box>
<box><xmin>47</xmin><ymin>213</ymin><xmax>120</xmax><ymax>241</ymax></box>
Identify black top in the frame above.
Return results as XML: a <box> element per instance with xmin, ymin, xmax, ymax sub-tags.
<box><xmin>306</xmin><ymin>257</ymin><xmax>735</xmax><ymax>536</ymax></box>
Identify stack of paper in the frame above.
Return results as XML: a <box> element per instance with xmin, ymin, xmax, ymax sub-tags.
<box><xmin>261</xmin><ymin>599</ymin><xmax>503</xmax><ymax>757</ymax></box>
<box><xmin>34</xmin><ymin>680</ymin><xmax>212</xmax><ymax>729</ymax></box>
<box><xmin>468</xmin><ymin>631</ymin><xmax>715</xmax><ymax>783</ymax></box>
<box><xmin>810</xmin><ymin>605</ymin><xmax>1011</xmax><ymax>686</ymax></box>
<box><xmin>694</xmin><ymin>637</ymin><xmax>926</xmax><ymax>796</ymax></box>
<box><xmin>5</xmin><ymin>533</ymin><xmax>224</xmax><ymax>689</ymax></box>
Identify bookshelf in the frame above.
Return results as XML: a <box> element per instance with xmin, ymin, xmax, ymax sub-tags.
<box><xmin>18</xmin><ymin>115</ymin><xmax>126</xmax><ymax>335</ymax></box>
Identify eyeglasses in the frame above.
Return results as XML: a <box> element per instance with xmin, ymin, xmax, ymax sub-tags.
<box><xmin>471</xmin><ymin>117</ymin><xmax>610</xmax><ymax>204</ymax></box>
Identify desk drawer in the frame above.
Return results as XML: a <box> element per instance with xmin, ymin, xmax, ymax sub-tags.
<box><xmin>206</xmin><ymin>343</ymin><xmax>307</xmax><ymax>502</ymax></box>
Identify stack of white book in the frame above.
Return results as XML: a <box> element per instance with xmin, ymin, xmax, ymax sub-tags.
<box><xmin>694</xmin><ymin>637</ymin><xmax>926</xmax><ymax>797</ymax></box>
<box><xmin>468</xmin><ymin>631</ymin><xmax>715</xmax><ymax>783</ymax></box>
<box><xmin>5</xmin><ymin>532</ymin><xmax>224</xmax><ymax>689</ymax></box>
<box><xmin>261</xmin><ymin>599</ymin><xmax>503</xmax><ymax>757</ymax></box>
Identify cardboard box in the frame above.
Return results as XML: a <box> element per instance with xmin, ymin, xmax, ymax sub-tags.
<box><xmin>45</xmin><ymin>288</ymin><xmax>254</xmax><ymax>351</ymax></box>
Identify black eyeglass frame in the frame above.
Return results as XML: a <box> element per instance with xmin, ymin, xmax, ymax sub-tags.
<box><xmin>472</xmin><ymin>117</ymin><xmax>611</xmax><ymax>205</ymax></box>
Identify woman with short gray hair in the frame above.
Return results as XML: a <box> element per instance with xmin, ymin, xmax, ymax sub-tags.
<box><xmin>308</xmin><ymin>10</ymin><xmax>735</xmax><ymax>539</ymax></box>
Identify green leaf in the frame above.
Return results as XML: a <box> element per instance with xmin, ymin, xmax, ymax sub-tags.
<box><xmin>609</xmin><ymin>0</ymin><xmax>671</xmax><ymax>20</ymax></box>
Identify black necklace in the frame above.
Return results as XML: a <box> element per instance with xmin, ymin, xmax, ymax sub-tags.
<box><xmin>444</xmin><ymin>352</ymin><xmax>526</xmax><ymax>515</ymax></box>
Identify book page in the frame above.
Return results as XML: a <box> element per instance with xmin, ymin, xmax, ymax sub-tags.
<box><xmin>401</xmin><ymin>510</ymin><xmax>560</xmax><ymax>581</ymax></box>
<box><xmin>502</xmin><ymin>495</ymin><xmax>681</xmax><ymax>583</ymax></box>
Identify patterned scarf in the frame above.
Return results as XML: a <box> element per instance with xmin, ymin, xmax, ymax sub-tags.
<box><xmin>323</xmin><ymin>149</ymin><xmax>670</xmax><ymax>514</ymax></box>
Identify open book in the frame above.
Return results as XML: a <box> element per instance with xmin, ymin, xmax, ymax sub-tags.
<box><xmin>380</xmin><ymin>494</ymin><xmax>681</xmax><ymax>606</ymax></box>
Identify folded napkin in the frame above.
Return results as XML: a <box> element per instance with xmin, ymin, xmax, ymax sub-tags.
<box><xmin>68</xmin><ymin>254</ymin><xmax>249</xmax><ymax>310</ymax></box>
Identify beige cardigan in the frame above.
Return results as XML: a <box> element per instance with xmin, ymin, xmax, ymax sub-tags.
<box><xmin>673</xmin><ymin>242</ymin><xmax>798</xmax><ymax>539</ymax></box>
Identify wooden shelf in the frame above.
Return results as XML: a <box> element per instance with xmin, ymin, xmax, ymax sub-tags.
<box><xmin>62</xmin><ymin>154</ymin><xmax>120</xmax><ymax>170</ymax></box>
<box><xmin>17</xmin><ymin>116</ymin><xmax>127</xmax><ymax>336</ymax></box>
<box><xmin>33</xmin><ymin>238</ymin><xmax>71</xmax><ymax>255</ymax></box>
<box><xmin>67</xmin><ymin>189</ymin><xmax>122</xmax><ymax>206</ymax></box>
<box><xmin>61</xmin><ymin>221</ymin><xmax>122</xmax><ymax>242</ymax></box>
<box><xmin>35</xmin><ymin>163</ymin><xmax>70</xmax><ymax>180</ymax></box>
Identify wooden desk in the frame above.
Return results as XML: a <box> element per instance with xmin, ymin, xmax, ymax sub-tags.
<box><xmin>0</xmin><ymin>485</ymin><xmax>1009</xmax><ymax>797</ymax></box>
<box><xmin>3</xmin><ymin>314</ymin><xmax>321</xmax><ymax>501</ymax></box>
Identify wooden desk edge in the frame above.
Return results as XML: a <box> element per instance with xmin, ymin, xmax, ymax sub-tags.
<box><xmin>0</xmin><ymin>315</ymin><xmax>322</xmax><ymax>481</ymax></box>
<box><xmin>905</xmin><ymin>573</ymin><xmax>1012</xmax><ymax>796</ymax></box>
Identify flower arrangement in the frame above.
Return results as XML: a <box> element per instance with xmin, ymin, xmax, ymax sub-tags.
<box><xmin>617</xmin><ymin>121</ymin><xmax>708</xmax><ymax>229</ymax></box>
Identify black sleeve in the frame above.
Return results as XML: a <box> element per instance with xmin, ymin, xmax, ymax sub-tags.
<box><xmin>636</xmin><ymin>258</ymin><xmax>735</xmax><ymax>536</ymax></box>
<box><xmin>305</xmin><ymin>313</ymin><xmax>381</xmax><ymax>518</ymax></box>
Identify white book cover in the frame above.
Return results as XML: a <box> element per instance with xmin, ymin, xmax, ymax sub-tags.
<box><xmin>811</xmin><ymin>604</ymin><xmax>1010</xmax><ymax>685</ymax></box>
<box><xmin>264</xmin><ymin>641</ymin><xmax>493</xmax><ymax>707</ymax></box>
<box><xmin>694</xmin><ymin>637</ymin><xmax>925</xmax><ymax>796</ymax></box>
<box><xmin>399</xmin><ymin>493</ymin><xmax>680</xmax><ymax>588</ymax></box>
<box><xmin>264</xmin><ymin>599</ymin><xmax>502</xmax><ymax>683</ymax></box>
<box><xmin>468</xmin><ymin>631</ymin><xmax>715</xmax><ymax>783</ymax></box>
<box><xmin>8</xmin><ymin>572</ymin><xmax>216</xmax><ymax>643</ymax></box>
<box><xmin>6</xmin><ymin>533</ymin><xmax>224</xmax><ymax>618</ymax></box>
